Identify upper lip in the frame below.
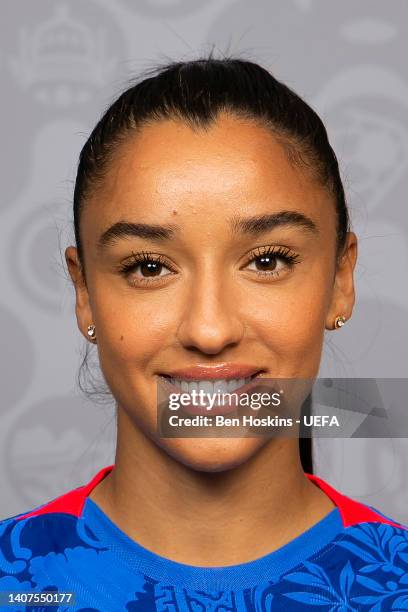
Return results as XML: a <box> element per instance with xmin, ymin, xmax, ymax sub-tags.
<box><xmin>160</xmin><ymin>363</ymin><xmax>264</xmax><ymax>381</ymax></box>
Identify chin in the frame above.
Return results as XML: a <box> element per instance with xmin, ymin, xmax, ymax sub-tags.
<box><xmin>160</xmin><ymin>436</ymin><xmax>265</xmax><ymax>473</ymax></box>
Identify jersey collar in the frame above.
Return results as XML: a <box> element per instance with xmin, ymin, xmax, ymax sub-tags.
<box><xmin>15</xmin><ymin>464</ymin><xmax>406</xmax><ymax>530</ymax></box>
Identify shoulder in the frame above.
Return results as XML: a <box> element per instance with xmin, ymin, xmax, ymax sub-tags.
<box><xmin>0</xmin><ymin>492</ymin><xmax>87</xmax><ymax>564</ymax></box>
<box><xmin>362</xmin><ymin>503</ymin><xmax>408</xmax><ymax>531</ymax></box>
<box><xmin>0</xmin><ymin>466</ymin><xmax>113</xmax><ymax>565</ymax></box>
<box><xmin>0</xmin><ymin>471</ymin><xmax>113</xmax><ymax>596</ymax></box>
<box><xmin>0</xmin><ymin>464</ymin><xmax>114</xmax><ymax>529</ymax></box>
<box><xmin>336</xmin><ymin>503</ymin><xmax>408</xmax><ymax>566</ymax></box>
<box><xmin>337</xmin><ymin>501</ymin><xmax>408</xmax><ymax>555</ymax></box>
<box><xmin>0</xmin><ymin>470</ymin><xmax>114</xmax><ymax>589</ymax></box>
<box><xmin>307</xmin><ymin>473</ymin><xmax>408</xmax><ymax>532</ymax></box>
<box><xmin>277</xmin><ymin>496</ymin><xmax>408</xmax><ymax>609</ymax></box>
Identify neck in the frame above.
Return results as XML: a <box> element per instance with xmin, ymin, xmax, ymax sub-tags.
<box><xmin>89</xmin><ymin>409</ymin><xmax>335</xmax><ymax>566</ymax></box>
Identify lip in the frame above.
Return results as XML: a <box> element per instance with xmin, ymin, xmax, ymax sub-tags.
<box><xmin>159</xmin><ymin>363</ymin><xmax>264</xmax><ymax>381</ymax></box>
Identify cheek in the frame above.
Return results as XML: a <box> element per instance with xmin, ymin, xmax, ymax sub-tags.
<box><xmin>93</xmin><ymin>287</ymin><xmax>175</xmax><ymax>370</ymax></box>
<box><xmin>92</xmin><ymin>293</ymin><xmax>174</xmax><ymax>429</ymax></box>
<box><xmin>249</xmin><ymin>272</ymin><xmax>332</xmax><ymax>371</ymax></box>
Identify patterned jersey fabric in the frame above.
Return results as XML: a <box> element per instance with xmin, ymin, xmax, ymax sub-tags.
<box><xmin>1</xmin><ymin>464</ymin><xmax>407</xmax><ymax>611</ymax></box>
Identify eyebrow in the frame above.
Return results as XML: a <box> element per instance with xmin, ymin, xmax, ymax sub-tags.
<box><xmin>97</xmin><ymin>221</ymin><xmax>177</xmax><ymax>252</ymax></box>
<box><xmin>230</xmin><ymin>211</ymin><xmax>319</xmax><ymax>237</ymax></box>
<box><xmin>96</xmin><ymin>210</ymin><xmax>319</xmax><ymax>251</ymax></box>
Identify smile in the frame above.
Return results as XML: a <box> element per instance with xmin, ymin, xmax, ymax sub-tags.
<box><xmin>159</xmin><ymin>370</ymin><xmax>263</xmax><ymax>397</ymax></box>
<box><xmin>161</xmin><ymin>375</ymin><xmax>258</xmax><ymax>395</ymax></box>
<box><xmin>157</xmin><ymin>371</ymin><xmax>267</xmax><ymax>416</ymax></box>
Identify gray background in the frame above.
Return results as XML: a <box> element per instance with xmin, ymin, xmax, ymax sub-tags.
<box><xmin>1</xmin><ymin>0</ymin><xmax>407</xmax><ymax>522</ymax></box>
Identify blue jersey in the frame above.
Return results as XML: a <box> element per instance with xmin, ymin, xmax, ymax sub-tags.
<box><xmin>1</xmin><ymin>464</ymin><xmax>408</xmax><ymax>611</ymax></box>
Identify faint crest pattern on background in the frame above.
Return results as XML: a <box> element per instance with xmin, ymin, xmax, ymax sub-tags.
<box><xmin>9</xmin><ymin>3</ymin><xmax>116</xmax><ymax>107</ymax></box>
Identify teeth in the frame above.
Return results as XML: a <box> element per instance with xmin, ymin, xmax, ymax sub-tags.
<box><xmin>226</xmin><ymin>378</ymin><xmax>243</xmax><ymax>393</ymax></box>
<box><xmin>200</xmin><ymin>381</ymin><xmax>214</xmax><ymax>396</ymax></box>
<box><xmin>213</xmin><ymin>379</ymin><xmax>229</xmax><ymax>394</ymax></box>
<box><xmin>167</xmin><ymin>376</ymin><xmax>253</xmax><ymax>394</ymax></box>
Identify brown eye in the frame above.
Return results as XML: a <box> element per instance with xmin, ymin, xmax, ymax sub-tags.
<box><xmin>118</xmin><ymin>251</ymin><xmax>175</xmax><ymax>285</ymax></box>
<box><xmin>245</xmin><ymin>255</ymin><xmax>284</xmax><ymax>275</ymax></box>
<box><xmin>253</xmin><ymin>255</ymin><xmax>278</xmax><ymax>271</ymax></box>
<box><xmin>242</xmin><ymin>246</ymin><xmax>301</xmax><ymax>279</ymax></box>
<box><xmin>127</xmin><ymin>259</ymin><xmax>172</xmax><ymax>280</ymax></box>
<box><xmin>139</xmin><ymin>260</ymin><xmax>165</xmax><ymax>277</ymax></box>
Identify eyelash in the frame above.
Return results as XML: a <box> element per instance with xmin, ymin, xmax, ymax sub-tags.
<box><xmin>118</xmin><ymin>251</ymin><xmax>172</xmax><ymax>286</ymax></box>
<box><xmin>118</xmin><ymin>246</ymin><xmax>301</xmax><ymax>286</ymax></box>
<box><xmin>244</xmin><ymin>245</ymin><xmax>301</xmax><ymax>278</ymax></box>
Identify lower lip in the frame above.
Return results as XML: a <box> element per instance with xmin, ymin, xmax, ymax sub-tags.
<box><xmin>157</xmin><ymin>374</ymin><xmax>264</xmax><ymax>416</ymax></box>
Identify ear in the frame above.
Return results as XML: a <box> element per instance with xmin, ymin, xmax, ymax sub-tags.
<box><xmin>65</xmin><ymin>246</ymin><xmax>94</xmax><ymax>342</ymax></box>
<box><xmin>325</xmin><ymin>232</ymin><xmax>358</xmax><ymax>330</ymax></box>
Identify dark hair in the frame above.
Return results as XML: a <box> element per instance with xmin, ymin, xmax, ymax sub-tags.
<box><xmin>73</xmin><ymin>53</ymin><xmax>351</xmax><ymax>475</ymax></box>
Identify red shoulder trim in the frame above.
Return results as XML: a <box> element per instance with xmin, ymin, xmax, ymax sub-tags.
<box><xmin>14</xmin><ymin>465</ymin><xmax>407</xmax><ymax>531</ymax></box>
<box><xmin>305</xmin><ymin>472</ymin><xmax>407</xmax><ymax>530</ymax></box>
<box><xmin>15</xmin><ymin>464</ymin><xmax>115</xmax><ymax>521</ymax></box>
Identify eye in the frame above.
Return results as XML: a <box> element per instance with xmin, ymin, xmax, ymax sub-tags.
<box><xmin>242</xmin><ymin>245</ymin><xmax>301</xmax><ymax>279</ymax></box>
<box><xmin>118</xmin><ymin>251</ymin><xmax>175</xmax><ymax>286</ymax></box>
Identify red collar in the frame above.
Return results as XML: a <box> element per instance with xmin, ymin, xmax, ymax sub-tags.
<box><xmin>15</xmin><ymin>464</ymin><xmax>406</xmax><ymax>530</ymax></box>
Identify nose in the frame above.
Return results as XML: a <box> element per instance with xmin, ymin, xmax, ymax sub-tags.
<box><xmin>176</xmin><ymin>271</ymin><xmax>245</xmax><ymax>355</ymax></box>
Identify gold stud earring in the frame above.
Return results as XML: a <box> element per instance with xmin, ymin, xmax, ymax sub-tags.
<box><xmin>334</xmin><ymin>315</ymin><xmax>346</xmax><ymax>329</ymax></box>
<box><xmin>87</xmin><ymin>324</ymin><xmax>97</xmax><ymax>342</ymax></box>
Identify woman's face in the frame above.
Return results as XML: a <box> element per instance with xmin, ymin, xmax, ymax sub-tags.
<box><xmin>66</xmin><ymin>113</ymin><xmax>357</xmax><ymax>471</ymax></box>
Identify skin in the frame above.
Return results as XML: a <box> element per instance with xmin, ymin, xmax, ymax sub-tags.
<box><xmin>65</xmin><ymin>113</ymin><xmax>357</xmax><ymax>566</ymax></box>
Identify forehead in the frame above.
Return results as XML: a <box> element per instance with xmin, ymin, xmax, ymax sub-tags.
<box><xmin>89</xmin><ymin>113</ymin><xmax>326</xmax><ymax>214</ymax></box>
